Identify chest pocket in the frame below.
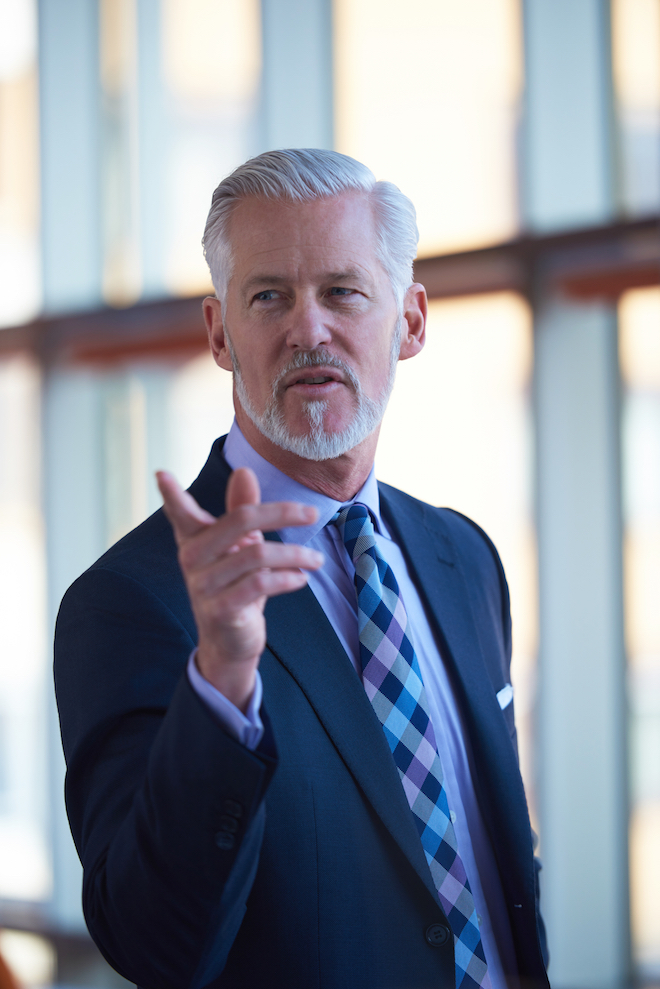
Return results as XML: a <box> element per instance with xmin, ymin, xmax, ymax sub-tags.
<box><xmin>496</xmin><ymin>682</ymin><xmax>517</xmax><ymax>745</ymax></box>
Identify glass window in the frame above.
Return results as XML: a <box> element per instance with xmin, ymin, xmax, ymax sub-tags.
<box><xmin>161</xmin><ymin>0</ymin><xmax>261</xmax><ymax>298</ymax></box>
<box><xmin>0</xmin><ymin>0</ymin><xmax>40</xmax><ymax>327</ymax></box>
<box><xmin>168</xmin><ymin>350</ymin><xmax>235</xmax><ymax>489</ymax></box>
<box><xmin>611</xmin><ymin>0</ymin><xmax>660</xmax><ymax>215</ymax></box>
<box><xmin>100</xmin><ymin>0</ymin><xmax>142</xmax><ymax>306</ymax></box>
<box><xmin>334</xmin><ymin>0</ymin><xmax>523</xmax><ymax>255</ymax></box>
<box><xmin>620</xmin><ymin>286</ymin><xmax>660</xmax><ymax>982</ymax></box>
<box><xmin>0</xmin><ymin>353</ymin><xmax>49</xmax><ymax>901</ymax></box>
<box><xmin>377</xmin><ymin>292</ymin><xmax>538</xmax><ymax>816</ymax></box>
<box><xmin>99</xmin><ymin>0</ymin><xmax>262</xmax><ymax>306</ymax></box>
<box><xmin>0</xmin><ymin>930</ymin><xmax>55</xmax><ymax>989</ymax></box>
<box><xmin>80</xmin><ymin>353</ymin><xmax>233</xmax><ymax>549</ymax></box>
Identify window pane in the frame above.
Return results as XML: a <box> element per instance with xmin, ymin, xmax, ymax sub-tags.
<box><xmin>58</xmin><ymin>354</ymin><xmax>234</xmax><ymax>550</ymax></box>
<box><xmin>611</xmin><ymin>0</ymin><xmax>660</xmax><ymax>215</ymax></box>
<box><xmin>334</xmin><ymin>0</ymin><xmax>523</xmax><ymax>255</ymax></box>
<box><xmin>161</xmin><ymin>0</ymin><xmax>261</xmax><ymax>297</ymax></box>
<box><xmin>620</xmin><ymin>286</ymin><xmax>660</xmax><ymax>982</ymax></box>
<box><xmin>376</xmin><ymin>293</ymin><xmax>538</xmax><ymax>817</ymax></box>
<box><xmin>168</xmin><ymin>351</ymin><xmax>235</xmax><ymax>489</ymax></box>
<box><xmin>0</xmin><ymin>0</ymin><xmax>40</xmax><ymax>327</ymax></box>
<box><xmin>98</xmin><ymin>0</ymin><xmax>262</xmax><ymax>305</ymax></box>
<box><xmin>0</xmin><ymin>354</ymin><xmax>49</xmax><ymax>900</ymax></box>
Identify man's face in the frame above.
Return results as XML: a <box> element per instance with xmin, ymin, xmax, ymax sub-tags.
<box><xmin>207</xmin><ymin>192</ymin><xmax>420</xmax><ymax>461</ymax></box>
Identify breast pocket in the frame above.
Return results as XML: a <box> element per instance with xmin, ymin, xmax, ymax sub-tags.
<box><xmin>496</xmin><ymin>682</ymin><xmax>517</xmax><ymax>745</ymax></box>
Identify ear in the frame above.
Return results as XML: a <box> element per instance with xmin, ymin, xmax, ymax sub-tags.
<box><xmin>398</xmin><ymin>283</ymin><xmax>427</xmax><ymax>361</ymax></box>
<box><xmin>203</xmin><ymin>297</ymin><xmax>234</xmax><ymax>372</ymax></box>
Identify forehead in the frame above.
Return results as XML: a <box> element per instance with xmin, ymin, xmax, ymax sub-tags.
<box><xmin>226</xmin><ymin>192</ymin><xmax>382</xmax><ymax>281</ymax></box>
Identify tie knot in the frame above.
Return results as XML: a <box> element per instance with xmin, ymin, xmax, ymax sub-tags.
<box><xmin>331</xmin><ymin>503</ymin><xmax>376</xmax><ymax>562</ymax></box>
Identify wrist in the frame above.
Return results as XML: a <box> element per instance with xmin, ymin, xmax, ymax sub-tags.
<box><xmin>195</xmin><ymin>648</ymin><xmax>258</xmax><ymax>714</ymax></box>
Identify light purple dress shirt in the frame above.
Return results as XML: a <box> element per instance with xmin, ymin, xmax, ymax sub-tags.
<box><xmin>187</xmin><ymin>420</ymin><xmax>519</xmax><ymax>989</ymax></box>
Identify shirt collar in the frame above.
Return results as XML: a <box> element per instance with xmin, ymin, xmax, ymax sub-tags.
<box><xmin>222</xmin><ymin>419</ymin><xmax>389</xmax><ymax>544</ymax></box>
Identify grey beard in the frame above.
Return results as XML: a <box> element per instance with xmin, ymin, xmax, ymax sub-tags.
<box><xmin>226</xmin><ymin>325</ymin><xmax>401</xmax><ymax>462</ymax></box>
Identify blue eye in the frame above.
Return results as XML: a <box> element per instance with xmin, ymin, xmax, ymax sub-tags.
<box><xmin>328</xmin><ymin>287</ymin><xmax>352</xmax><ymax>296</ymax></box>
<box><xmin>254</xmin><ymin>290</ymin><xmax>277</xmax><ymax>301</ymax></box>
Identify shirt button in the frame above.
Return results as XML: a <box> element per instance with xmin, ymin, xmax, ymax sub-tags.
<box><xmin>450</xmin><ymin>811</ymin><xmax>457</xmax><ymax>824</ymax></box>
<box><xmin>425</xmin><ymin>924</ymin><xmax>451</xmax><ymax>947</ymax></box>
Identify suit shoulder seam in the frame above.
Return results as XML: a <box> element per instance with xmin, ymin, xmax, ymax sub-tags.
<box><xmin>76</xmin><ymin>565</ymin><xmax>192</xmax><ymax>640</ymax></box>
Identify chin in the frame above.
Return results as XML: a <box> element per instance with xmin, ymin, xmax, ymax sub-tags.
<box><xmin>266</xmin><ymin>411</ymin><xmax>377</xmax><ymax>462</ymax></box>
<box><xmin>248</xmin><ymin>399</ymin><xmax>379</xmax><ymax>462</ymax></box>
<box><xmin>235</xmin><ymin>366</ymin><xmax>393</xmax><ymax>463</ymax></box>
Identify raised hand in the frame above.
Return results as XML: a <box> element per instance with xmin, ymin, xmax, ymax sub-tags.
<box><xmin>157</xmin><ymin>467</ymin><xmax>323</xmax><ymax>712</ymax></box>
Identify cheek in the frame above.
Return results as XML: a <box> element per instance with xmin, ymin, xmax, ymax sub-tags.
<box><xmin>363</xmin><ymin>350</ymin><xmax>396</xmax><ymax>388</ymax></box>
<box><xmin>238</xmin><ymin>347</ymin><xmax>273</xmax><ymax>383</ymax></box>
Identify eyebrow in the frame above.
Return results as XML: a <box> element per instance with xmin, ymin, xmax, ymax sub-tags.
<box><xmin>243</xmin><ymin>275</ymin><xmax>289</xmax><ymax>292</ymax></box>
<box><xmin>323</xmin><ymin>269</ymin><xmax>366</xmax><ymax>283</ymax></box>
<box><xmin>242</xmin><ymin>269</ymin><xmax>367</xmax><ymax>294</ymax></box>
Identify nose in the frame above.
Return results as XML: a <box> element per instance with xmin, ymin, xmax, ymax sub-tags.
<box><xmin>285</xmin><ymin>296</ymin><xmax>332</xmax><ymax>351</ymax></box>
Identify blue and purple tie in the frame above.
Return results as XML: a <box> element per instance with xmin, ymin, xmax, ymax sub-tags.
<box><xmin>333</xmin><ymin>503</ymin><xmax>491</xmax><ymax>989</ymax></box>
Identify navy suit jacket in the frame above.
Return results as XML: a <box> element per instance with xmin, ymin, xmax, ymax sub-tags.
<box><xmin>55</xmin><ymin>437</ymin><xmax>549</xmax><ymax>989</ymax></box>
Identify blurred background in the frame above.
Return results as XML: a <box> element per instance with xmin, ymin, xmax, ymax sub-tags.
<box><xmin>0</xmin><ymin>0</ymin><xmax>658</xmax><ymax>986</ymax></box>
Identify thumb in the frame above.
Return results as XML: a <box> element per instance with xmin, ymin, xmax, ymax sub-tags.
<box><xmin>226</xmin><ymin>467</ymin><xmax>261</xmax><ymax>514</ymax></box>
<box><xmin>156</xmin><ymin>470</ymin><xmax>216</xmax><ymax>541</ymax></box>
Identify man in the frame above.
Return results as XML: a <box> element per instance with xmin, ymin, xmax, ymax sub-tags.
<box><xmin>55</xmin><ymin>149</ymin><xmax>549</xmax><ymax>989</ymax></box>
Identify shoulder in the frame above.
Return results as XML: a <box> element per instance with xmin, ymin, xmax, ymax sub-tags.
<box><xmin>61</xmin><ymin>434</ymin><xmax>232</xmax><ymax>614</ymax></box>
<box><xmin>377</xmin><ymin>481</ymin><xmax>506</xmax><ymax>583</ymax></box>
<box><xmin>377</xmin><ymin>481</ymin><xmax>511</xmax><ymax>654</ymax></box>
<box><xmin>84</xmin><ymin>507</ymin><xmax>180</xmax><ymax>599</ymax></box>
<box><xmin>55</xmin><ymin>506</ymin><xmax>191</xmax><ymax>670</ymax></box>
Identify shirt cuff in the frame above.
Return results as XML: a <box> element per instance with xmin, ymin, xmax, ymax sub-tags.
<box><xmin>187</xmin><ymin>650</ymin><xmax>264</xmax><ymax>750</ymax></box>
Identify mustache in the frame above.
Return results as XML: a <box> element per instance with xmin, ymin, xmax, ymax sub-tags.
<box><xmin>271</xmin><ymin>350</ymin><xmax>361</xmax><ymax>395</ymax></box>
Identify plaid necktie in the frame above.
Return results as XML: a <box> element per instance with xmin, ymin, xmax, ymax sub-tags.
<box><xmin>333</xmin><ymin>503</ymin><xmax>491</xmax><ymax>989</ymax></box>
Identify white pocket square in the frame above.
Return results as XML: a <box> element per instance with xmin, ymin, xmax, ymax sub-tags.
<box><xmin>496</xmin><ymin>683</ymin><xmax>514</xmax><ymax>710</ymax></box>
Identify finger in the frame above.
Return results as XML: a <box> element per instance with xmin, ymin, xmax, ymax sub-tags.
<box><xmin>225</xmin><ymin>468</ymin><xmax>264</xmax><ymax>551</ymax></box>
<box><xmin>190</xmin><ymin>542</ymin><xmax>324</xmax><ymax>596</ymax></box>
<box><xmin>212</xmin><ymin>567</ymin><xmax>310</xmax><ymax>616</ymax></box>
<box><xmin>180</xmin><ymin>500</ymin><xmax>319</xmax><ymax>571</ymax></box>
<box><xmin>226</xmin><ymin>467</ymin><xmax>261</xmax><ymax>514</ymax></box>
<box><xmin>226</xmin><ymin>467</ymin><xmax>318</xmax><ymax>537</ymax></box>
<box><xmin>156</xmin><ymin>471</ymin><xmax>216</xmax><ymax>541</ymax></box>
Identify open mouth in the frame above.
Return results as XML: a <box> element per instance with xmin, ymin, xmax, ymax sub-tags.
<box><xmin>293</xmin><ymin>375</ymin><xmax>336</xmax><ymax>385</ymax></box>
<box><xmin>283</xmin><ymin>367</ymin><xmax>345</xmax><ymax>390</ymax></box>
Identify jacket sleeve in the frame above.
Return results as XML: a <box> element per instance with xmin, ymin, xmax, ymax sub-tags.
<box><xmin>54</xmin><ymin>566</ymin><xmax>277</xmax><ymax>989</ymax></box>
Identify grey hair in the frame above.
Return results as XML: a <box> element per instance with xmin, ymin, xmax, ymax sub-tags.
<box><xmin>202</xmin><ymin>148</ymin><xmax>419</xmax><ymax>303</ymax></box>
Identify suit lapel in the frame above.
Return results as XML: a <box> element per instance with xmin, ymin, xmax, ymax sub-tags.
<box><xmin>378</xmin><ymin>484</ymin><xmax>536</xmax><ymax>901</ymax></box>
<box><xmin>378</xmin><ymin>483</ymin><xmax>505</xmax><ymax>740</ymax></box>
<box><xmin>187</xmin><ymin>437</ymin><xmax>232</xmax><ymax>516</ymax></box>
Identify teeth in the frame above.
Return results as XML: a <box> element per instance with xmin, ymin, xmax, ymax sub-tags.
<box><xmin>303</xmin><ymin>376</ymin><xmax>331</xmax><ymax>384</ymax></box>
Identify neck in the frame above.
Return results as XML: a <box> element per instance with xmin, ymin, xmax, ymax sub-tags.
<box><xmin>235</xmin><ymin>406</ymin><xmax>379</xmax><ymax>502</ymax></box>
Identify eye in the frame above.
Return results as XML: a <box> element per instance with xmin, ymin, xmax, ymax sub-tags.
<box><xmin>253</xmin><ymin>290</ymin><xmax>279</xmax><ymax>302</ymax></box>
<box><xmin>327</xmin><ymin>286</ymin><xmax>354</xmax><ymax>297</ymax></box>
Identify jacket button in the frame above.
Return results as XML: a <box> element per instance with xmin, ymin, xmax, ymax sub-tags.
<box><xmin>219</xmin><ymin>815</ymin><xmax>239</xmax><ymax>833</ymax></box>
<box><xmin>223</xmin><ymin>799</ymin><xmax>243</xmax><ymax>818</ymax></box>
<box><xmin>425</xmin><ymin>924</ymin><xmax>451</xmax><ymax>947</ymax></box>
<box><xmin>215</xmin><ymin>832</ymin><xmax>235</xmax><ymax>851</ymax></box>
